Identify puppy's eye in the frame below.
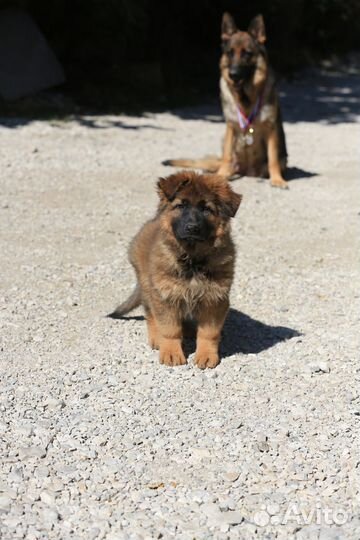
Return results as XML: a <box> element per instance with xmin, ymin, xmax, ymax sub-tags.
<box><xmin>203</xmin><ymin>206</ymin><xmax>215</xmax><ymax>216</ymax></box>
<box><xmin>242</xmin><ymin>49</ymin><xmax>252</xmax><ymax>59</ymax></box>
<box><xmin>174</xmin><ymin>202</ymin><xmax>186</xmax><ymax>210</ymax></box>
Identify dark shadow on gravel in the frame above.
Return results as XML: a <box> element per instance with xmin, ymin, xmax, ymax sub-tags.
<box><xmin>220</xmin><ymin>309</ymin><xmax>301</xmax><ymax>357</ymax></box>
<box><xmin>234</xmin><ymin>166</ymin><xmax>318</xmax><ymax>183</ymax></box>
<box><xmin>279</xmin><ymin>71</ymin><xmax>360</xmax><ymax>124</ymax></box>
<box><xmin>170</xmin><ymin>102</ymin><xmax>223</xmax><ymax>123</ymax></box>
<box><xmin>0</xmin><ymin>115</ymin><xmax>175</xmax><ymax>131</ymax></box>
<box><xmin>75</xmin><ymin>117</ymin><xmax>174</xmax><ymax>130</ymax></box>
<box><xmin>107</xmin><ymin>314</ymin><xmax>145</xmax><ymax>321</ymax></box>
<box><xmin>285</xmin><ymin>166</ymin><xmax>318</xmax><ymax>182</ymax></box>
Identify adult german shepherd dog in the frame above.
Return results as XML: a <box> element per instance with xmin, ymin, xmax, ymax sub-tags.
<box><xmin>164</xmin><ymin>13</ymin><xmax>288</xmax><ymax>189</ymax></box>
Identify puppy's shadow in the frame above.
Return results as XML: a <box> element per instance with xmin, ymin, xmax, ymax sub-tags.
<box><xmin>110</xmin><ymin>314</ymin><xmax>145</xmax><ymax>321</ymax></box>
<box><xmin>219</xmin><ymin>309</ymin><xmax>300</xmax><ymax>357</ymax></box>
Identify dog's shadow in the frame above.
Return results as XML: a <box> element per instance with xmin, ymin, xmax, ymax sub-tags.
<box><xmin>112</xmin><ymin>308</ymin><xmax>300</xmax><ymax>358</ymax></box>
<box><xmin>232</xmin><ymin>166</ymin><xmax>318</xmax><ymax>184</ymax></box>
<box><xmin>285</xmin><ymin>166</ymin><xmax>318</xmax><ymax>182</ymax></box>
<box><xmin>218</xmin><ymin>308</ymin><xmax>300</xmax><ymax>357</ymax></box>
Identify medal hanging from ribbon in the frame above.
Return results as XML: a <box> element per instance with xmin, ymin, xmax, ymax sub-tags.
<box><xmin>236</xmin><ymin>96</ymin><xmax>261</xmax><ymax>146</ymax></box>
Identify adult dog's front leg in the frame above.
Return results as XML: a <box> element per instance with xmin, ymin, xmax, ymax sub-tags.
<box><xmin>217</xmin><ymin>123</ymin><xmax>235</xmax><ymax>178</ymax></box>
<box><xmin>267</xmin><ymin>128</ymin><xmax>288</xmax><ymax>189</ymax></box>
<box><xmin>195</xmin><ymin>300</ymin><xmax>229</xmax><ymax>369</ymax></box>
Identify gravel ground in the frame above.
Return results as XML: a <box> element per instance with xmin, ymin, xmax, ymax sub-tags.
<box><xmin>1</xmin><ymin>68</ymin><xmax>359</xmax><ymax>540</ymax></box>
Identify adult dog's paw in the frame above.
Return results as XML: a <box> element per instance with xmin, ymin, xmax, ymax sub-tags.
<box><xmin>270</xmin><ymin>176</ymin><xmax>289</xmax><ymax>189</ymax></box>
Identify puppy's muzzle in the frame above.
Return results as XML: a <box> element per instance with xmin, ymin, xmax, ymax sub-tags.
<box><xmin>185</xmin><ymin>222</ymin><xmax>200</xmax><ymax>235</ymax></box>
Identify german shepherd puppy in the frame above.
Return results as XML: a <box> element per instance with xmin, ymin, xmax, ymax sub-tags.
<box><xmin>164</xmin><ymin>13</ymin><xmax>288</xmax><ymax>189</ymax></box>
<box><xmin>109</xmin><ymin>171</ymin><xmax>241</xmax><ymax>369</ymax></box>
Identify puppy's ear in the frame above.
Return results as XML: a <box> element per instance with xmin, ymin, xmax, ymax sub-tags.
<box><xmin>157</xmin><ymin>173</ymin><xmax>190</xmax><ymax>202</ymax></box>
<box><xmin>220</xmin><ymin>189</ymin><xmax>242</xmax><ymax>218</ymax></box>
<box><xmin>221</xmin><ymin>12</ymin><xmax>237</xmax><ymax>42</ymax></box>
<box><xmin>248</xmin><ymin>14</ymin><xmax>266</xmax><ymax>44</ymax></box>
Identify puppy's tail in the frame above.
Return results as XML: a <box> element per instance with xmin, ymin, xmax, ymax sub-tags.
<box><xmin>162</xmin><ymin>157</ymin><xmax>221</xmax><ymax>173</ymax></box>
<box><xmin>107</xmin><ymin>284</ymin><xmax>141</xmax><ymax>318</ymax></box>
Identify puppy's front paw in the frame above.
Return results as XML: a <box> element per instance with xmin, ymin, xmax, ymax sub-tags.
<box><xmin>147</xmin><ymin>318</ymin><xmax>160</xmax><ymax>349</ymax></box>
<box><xmin>148</xmin><ymin>326</ymin><xmax>160</xmax><ymax>350</ymax></box>
<box><xmin>270</xmin><ymin>176</ymin><xmax>289</xmax><ymax>189</ymax></box>
<box><xmin>149</xmin><ymin>336</ymin><xmax>160</xmax><ymax>350</ymax></box>
<box><xmin>195</xmin><ymin>351</ymin><xmax>220</xmax><ymax>369</ymax></box>
<box><xmin>160</xmin><ymin>345</ymin><xmax>187</xmax><ymax>367</ymax></box>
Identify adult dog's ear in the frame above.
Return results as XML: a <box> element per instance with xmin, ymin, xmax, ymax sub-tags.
<box><xmin>157</xmin><ymin>173</ymin><xmax>190</xmax><ymax>202</ymax></box>
<box><xmin>221</xmin><ymin>12</ymin><xmax>237</xmax><ymax>43</ymax></box>
<box><xmin>248</xmin><ymin>14</ymin><xmax>266</xmax><ymax>44</ymax></box>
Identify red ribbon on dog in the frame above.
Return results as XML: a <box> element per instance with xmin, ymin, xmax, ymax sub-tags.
<box><xmin>236</xmin><ymin>95</ymin><xmax>262</xmax><ymax>131</ymax></box>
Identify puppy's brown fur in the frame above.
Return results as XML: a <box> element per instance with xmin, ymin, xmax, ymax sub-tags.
<box><xmin>109</xmin><ymin>171</ymin><xmax>241</xmax><ymax>369</ymax></box>
<box><xmin>164</xmin><ymin>13</ymin><xmax>288</xmax><ymax>189</ymax></box>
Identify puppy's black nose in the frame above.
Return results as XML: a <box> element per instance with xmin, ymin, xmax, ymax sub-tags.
<box><xmin>185</xmin><ymin>223</ymin><xmax>200</xmax><ymax>234</ymax></box>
